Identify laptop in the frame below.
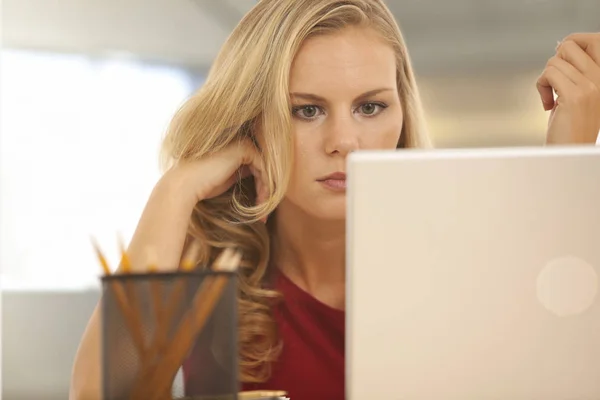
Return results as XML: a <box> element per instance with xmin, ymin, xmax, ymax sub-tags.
<box><xmin>346</xmin><ymin>146</ymin><xmax>600</xmax><ymax>400</ymax></box>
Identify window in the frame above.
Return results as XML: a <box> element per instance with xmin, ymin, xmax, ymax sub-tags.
<box><xmin>0</xmin><ymin>49</ymin><xmax>201</xmax><ymax>290</ymax></box>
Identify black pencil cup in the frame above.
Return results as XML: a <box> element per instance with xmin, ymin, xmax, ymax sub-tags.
<box><xmin>100</xmin><ymin>270</ymin><xmax>239</xmax><ymax>400</ymax></box>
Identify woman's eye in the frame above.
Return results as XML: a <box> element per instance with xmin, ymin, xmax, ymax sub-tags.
<box><xmin>359</xmin><ymin>102</ymin><xmax>386</xmax><ymax>116</ymax></box>
<box><xmin>293</xmin><ymin>105</ymin><xmax>322</xmax><ymax>120</ymax></box>
<box><xmin>302</xmin><ymin>106</ymin><xmax>318</xmax><ymax>118</ymax></box>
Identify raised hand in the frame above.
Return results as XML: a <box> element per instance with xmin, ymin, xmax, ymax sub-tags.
<box><xmin>537</xmin><ymin>32</ymin><xmax>600</xmax><ymax>144</ymax></box>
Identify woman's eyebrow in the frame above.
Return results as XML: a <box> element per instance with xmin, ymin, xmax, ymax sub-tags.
<box><xmin>290</xmin><ymin>87</ymin><xmax>395</xmax><ymax>103</ymax></box>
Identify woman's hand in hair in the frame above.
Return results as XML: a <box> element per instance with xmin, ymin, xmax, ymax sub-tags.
<box><xmin>537</xmin><ymin>32</ymin><xmax>600</xmax><ymax>145</ymax></box>
<box><xmin>164</xmin><ymin>140</ymin><xmax>268</xmax><ymax>206</ymax></box>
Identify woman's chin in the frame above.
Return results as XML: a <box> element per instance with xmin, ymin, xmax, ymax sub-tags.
<box><xmin>311</xmin><ymin>201</ymin><xmax>347</xmax><ymax>221</ymax></box>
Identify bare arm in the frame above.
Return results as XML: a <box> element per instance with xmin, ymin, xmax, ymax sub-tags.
<box><xmin>69</xmin><ymin>173</ymin><xmax>197</xmax><ymax>400</ymax></box>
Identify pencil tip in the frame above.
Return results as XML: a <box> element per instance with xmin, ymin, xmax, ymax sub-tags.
<box><xmin>213</xmin><ymin>248</ymin><xmax>242</xmax><ymax>272</ymax></box>
<box><xmin>180</xmin><ymin>240</ymin><xmax>201</xmax><ymax>271</ymax></box>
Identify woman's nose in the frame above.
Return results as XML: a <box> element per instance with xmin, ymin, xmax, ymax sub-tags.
<box><xmin>324</xmin><ymin>115</ymin><xmax>360</xmax><ymax>156</ymax></box>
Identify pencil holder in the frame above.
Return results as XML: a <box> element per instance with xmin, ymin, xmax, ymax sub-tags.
<box><xmin>101</xmin><ymin>270</ymin><xmax>239</xmax><ymax>400</ymax></box>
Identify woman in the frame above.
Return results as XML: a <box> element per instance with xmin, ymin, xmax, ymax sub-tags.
<box><xmin>70</xmin><ymin>0</ymin><xmax>600</xmax><ymax>399</ymax></box>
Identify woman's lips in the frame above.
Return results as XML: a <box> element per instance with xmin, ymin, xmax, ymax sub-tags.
<box><xmin>319</xmin><ymin>178</ymin><xmax>346</xmax><ymax>191</ymax></box>
<box><xmin>317</xmin><ymin>172</ymin><xmax>347</xmax><ymax>191</ymax></box>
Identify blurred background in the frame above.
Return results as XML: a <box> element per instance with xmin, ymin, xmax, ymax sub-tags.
<box><xmin>1</xmin><ymin>0</ymin><xmax>599</xmax><ymax>398</ymax></box>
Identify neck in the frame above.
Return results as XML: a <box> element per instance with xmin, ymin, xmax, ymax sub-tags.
<box><xmin>271</xmin><ymin>200</ymin><xmax>346</xmax><ymax>309</ymax></box>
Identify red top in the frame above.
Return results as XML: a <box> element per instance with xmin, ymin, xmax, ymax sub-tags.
<box><xmin>183</xmin><ymin>270</ymin><xmax>345</xmax><ymax>400</ymax></box>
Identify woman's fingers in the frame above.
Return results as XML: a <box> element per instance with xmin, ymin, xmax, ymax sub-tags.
<box><xmin>538</xmin><ymin>33</ymin><xmax>600</xmax><ymax>111</ymax></box>
<box><xmin>562</xmin><ymin>32</ymin><xmax>600</xmax><ymax>66</ymax></box>
<box><xmin>541</xmin><ymin>33</ymin><xmax>600</xmax><ymax>144</ymax></box>
<box><xmin>557</xmin><ymin>40</ymin><xmax>600</xmax><ymax>87</ymax></box>
<box><xmin>547</xmin><ymin>56</ymin><xmax>586</xmax><ymax>86</ymax></box>
<box><xmin>537</xmin><ymin>63</ymin><xmax>576</xmax><ymax>110</ymax></box>
<box><xmin>537</xmin><ymin>77</ymin><xmax>556</xmax><ymax>110</ymax></box>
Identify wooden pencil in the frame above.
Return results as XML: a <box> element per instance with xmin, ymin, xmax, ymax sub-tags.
<box><xmin>136</xmin><ymin>240</ymin><xmax>202</xmax><ymax>385</ymax></box>
<box><xmin>116</xmin><ymin>237</ymin><xmax>148</xmax><ymax>362</ymax></box>
<box><xmin>180</xmin><ymin>239</ymin><xmax>201</xmax><ymax>271</ymax></box>
<box><xmin>139</xmin><ymin>251</ymin><xmax>234</xmax><ymax>400</ymax></box>
<box><xmin>128</xmin><ymin>241</ymin><xmax>209</xmax><ymax>400</ymax></box>
<box><xmin>92</xmin><ymin>238</ymin><xmax>146</xmax><ymax>357</ymax></box>
<box><xmin>117</xmin><ymin>234</ymin><xmax>132</xmax><ymax>273</ymax></box>
<box><xmin>127</xmin><ymin>242</ymin><xmax>203</xmax><ymax>400</ymax></box>
<box><xmin>145</xmin><ymin>248</ymin><xmax>164</xmax><ymax>356</ymax></box>
<box><xmin>136</xmin><ymin>248</ymin><xmax>241</xmax><ymax>400</ymax></box>
<box><xmin>163</xmin><ymin>239</ymin><xmax>201</xmax><ymax>345</ymax></box>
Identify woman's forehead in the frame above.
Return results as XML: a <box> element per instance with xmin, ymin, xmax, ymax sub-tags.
<box><xmin>289</xmin><ymin>27</ymin><xmax>397</xmax><ymax>95</ymax></box>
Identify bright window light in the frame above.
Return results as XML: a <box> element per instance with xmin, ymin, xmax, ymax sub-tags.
<box><xmin>0</xmin><ymin>50</ymin><xmax>200</xmax><ymax>291</ymax></box>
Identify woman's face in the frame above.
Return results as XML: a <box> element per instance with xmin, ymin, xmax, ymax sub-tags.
<box><xmin>282</xmin><ymin>26</ymin><xmax>403</xmax><ymax>221</ymax></box>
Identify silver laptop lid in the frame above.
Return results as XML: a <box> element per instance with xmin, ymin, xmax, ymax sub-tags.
<box><xmin>346</xmin><ymin>146</ymin><xmax>600</xmax><ymax>400</ymax></box>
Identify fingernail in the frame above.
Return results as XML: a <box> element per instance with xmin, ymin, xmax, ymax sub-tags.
<box><xmin>555</xmin><ymin>40</ymin><xmax>562</xmax><ymax>51</ymax></box>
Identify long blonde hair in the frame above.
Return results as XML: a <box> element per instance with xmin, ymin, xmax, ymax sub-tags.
<box><xmin>161</xmin><ymin>0</ymin><xmax>430</xmax><ymax>383</ymax></box>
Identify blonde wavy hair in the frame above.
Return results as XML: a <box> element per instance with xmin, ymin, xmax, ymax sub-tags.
<box><xmin>160</xmin><ymin>0</ymin><xmax>430</xmax><ymax>383</ymax></box>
